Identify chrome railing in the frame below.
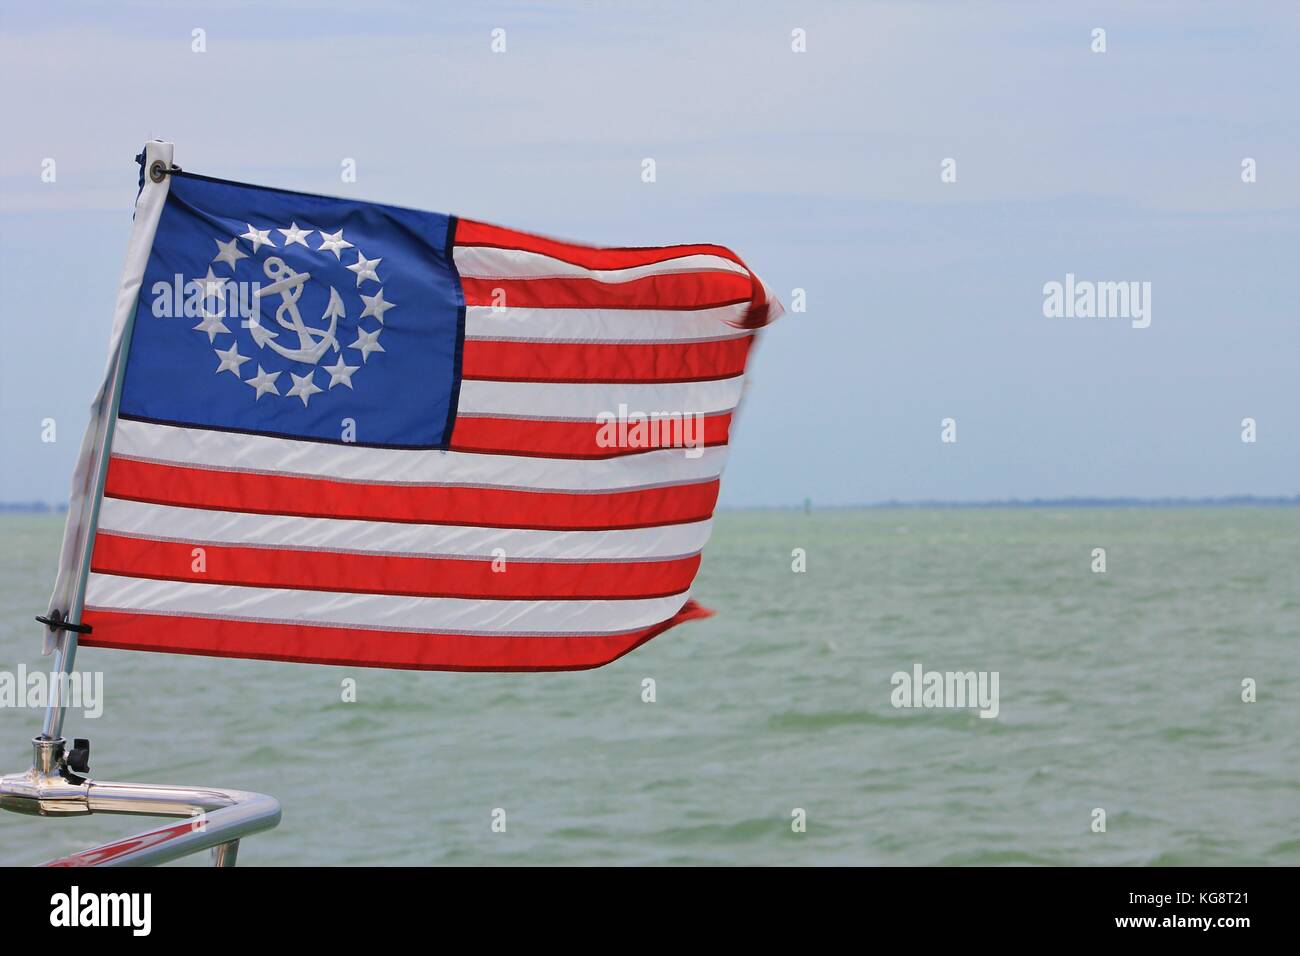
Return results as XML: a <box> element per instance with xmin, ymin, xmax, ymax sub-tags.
<box><xmin>0</xmin><ymin>736</ymin><xmax>281</xmax><ymax>867</ymax></box>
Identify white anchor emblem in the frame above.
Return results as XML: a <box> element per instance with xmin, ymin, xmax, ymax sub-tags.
<box><xmin>246</xmin><ymin>257</ymin><xmax>344</xmax><ymax>364</ymax></box>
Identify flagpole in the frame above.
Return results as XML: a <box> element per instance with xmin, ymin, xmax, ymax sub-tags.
<box><xmin>38</xmin><ymin>340</ymin><xmax>131</xmax><ymax>740</ymax></box>
<box><xmin>38</xmin><ymin>140</ymin><xmax>175</xmax><ymax>743</ymax></box>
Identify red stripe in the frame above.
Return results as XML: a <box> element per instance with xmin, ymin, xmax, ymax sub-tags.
<box><xmin>79</xmin><ymin>601</ymin><xmax>714</xmax><ymax>671</ymax></box>
<box><xmin>91</xmin><ymin>532</ymin><xmax>701</xmax><ymax>601</ymax></box>
<box><xmin>449</xmin><ymin>412</ymin><xmax>732</xmax><ymax>458</ymax></box>
<box><xmin>461</xmin><ymin>273</ymin><xmax>753</xmax><ymax>312</ymax></box>
<box><xmin>461</xmin><ymin>336</ymin><xmax>751</xmax><ymax>384</ymax></box>
<box><xmin>455</xmin><ymin>218</ymin><xmax>746</xmax><ymax>270</ymax></box>
<box><xmin>103</xmin><ymin>457</ymin><xmax>719</xmax><ymax>531</ymax></box>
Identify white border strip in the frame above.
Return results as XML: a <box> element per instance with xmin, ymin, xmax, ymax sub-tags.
<box><xmin>47</xmin><ymin>141</ymin><xmax>176</xmax><ymax>651</ymax></box>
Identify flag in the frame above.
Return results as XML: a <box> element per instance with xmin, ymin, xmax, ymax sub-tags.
<box><xmin>57</xmin><ymin>143</ymin><xmax>780</xmax><ymax>671</ymax></box>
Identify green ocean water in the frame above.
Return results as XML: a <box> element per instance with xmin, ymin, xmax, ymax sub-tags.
<box><xmin>0</xmin><ymin>508</ymin><xmax>1296</xmax><ymax>866</ymax></box>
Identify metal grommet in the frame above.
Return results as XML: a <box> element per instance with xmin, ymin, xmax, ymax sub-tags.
<box><xmin>148</xmin><ymin>159</ymin><xmax>168</xmax><ymax>183</ymax></box>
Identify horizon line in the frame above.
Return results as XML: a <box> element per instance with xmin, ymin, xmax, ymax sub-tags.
<box><xmin>721</xmin><ymin>494</ymin><xmax>1300</xmax><ymax>511</ymax></box>
<box><xmin>2</xmin><ymin>493</ymin><xmax>1298</xmax><ymax>515</ymax></box>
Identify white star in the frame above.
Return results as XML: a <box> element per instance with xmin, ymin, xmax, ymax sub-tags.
<box><xmin>240</xmin><ymin>224</ymin><xmax>276</xmax><ymax>253</ymax></box>
<box><xmin>213</xmin><ymin>342</ymin><xmax>250</xmax><ymax>377</ymax></box>
<box><xmin>245</xmin><ymin>365</ymin><xmax>281</xmax><ymax>400</ymax></box>
<box><xmin>213</xmin><ymin>237</ymin><xmax>247</xmax><ymax>269</ymax></box>
<box><xmin>193</xmin><ymin>307</ymin><xmax>231</xmax><ymax>342</ymax></box>
<box><xmin>191</xmin><ymin>268</ymin><xmax>227</xmax><ymax>298</ymax></box>
<box><xmin>359</xmin><ymin>289</ymin><xmax>395</xmax><ymax>323</ymax></box>
<box><xmin>278</xmin><ymin>222</ymin><xmax>313</xmax><ymax>247</ymax></box>
<box><xmin>347</xmin><ymin>251</ymin><xmax>382</xmax><ymax>286</ymax></box>
<box><xmin>317</xmin><ymin>229</ymin><xmax>354</xmax><ymax>259</ymax></box>
<box><xmin>348</xmin><ymin>326</ymin><xmax>385</xmax><ymax>362</ymax></box>
<box><xmin>286</xmin><ymin>371</ymin><xmax>323</xmax><ymax>407</ymax></box>
<box><xmin>323</xmin><ymin>355</ymin><xmax>360</xmax><ymax>389</ymax></box>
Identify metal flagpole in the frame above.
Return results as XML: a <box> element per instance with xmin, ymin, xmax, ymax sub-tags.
<box><xmin>37</xmin><ymin>340</ymin><xmax>132</xmax><ymax>741</ymax></box>
<box><xmin>37</xmin><ymin>140</ymin><xmax>176</xmax><ymax>743</ymax></box>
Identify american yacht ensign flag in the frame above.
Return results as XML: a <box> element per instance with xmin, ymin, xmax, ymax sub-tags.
<box><xmin>48</xmin><ymin>142</ymin><xmax>781</xmax><ymax>671</ymax></box>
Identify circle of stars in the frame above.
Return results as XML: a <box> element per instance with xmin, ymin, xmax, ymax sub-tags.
<box><xmin>193</xmin><ymin>222</ymin><xmax>395</xmax><ymax>406</ymax></box>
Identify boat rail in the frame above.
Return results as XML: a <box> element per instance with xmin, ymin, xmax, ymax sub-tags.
<box><xmin>1</xmin><ymin>736</ymin><xmax>280</xmax><ymax>867</ymax></box>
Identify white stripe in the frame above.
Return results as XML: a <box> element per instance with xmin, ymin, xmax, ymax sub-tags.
<box><xmin>456</xmin><ymin>376</ymin><xmax>745</xmax><ymax>421</ymax></box>
<box><xmin>84</xmin><ymin>574</ymin><xmax>689</xmax><ymax>636</ymax></box>
<box><xmin>453</xmin><ymin>246</ymin><xmax>750</xmax><ymax>283</ymax></box>
<box><xmin>464</xmin><ymin>304</ymin><xmax>753</xmax><ymax>343</ymax></box>
<box><xmin>110</xmin><ymin>418</ymin><xmax>725</xmax><ymax>491</ymax></box>
<box><xmin>97</xmin><ymin>498</ymin><xmax>712</xmax><ymax>561</ymax></box>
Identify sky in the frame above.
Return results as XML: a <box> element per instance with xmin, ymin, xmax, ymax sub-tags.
<box><xmin>0</xmin><ymin>1</ymin><xmax>1296</xmax><ymax>507</ymax></box>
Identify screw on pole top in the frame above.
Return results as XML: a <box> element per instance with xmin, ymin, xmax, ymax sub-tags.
<box><xmin>147</xmin><ymin>159</ymin><xmax>181</xmax><ymax>183</ymax></box>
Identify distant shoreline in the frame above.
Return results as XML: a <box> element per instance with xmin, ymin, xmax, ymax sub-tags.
<box><xmin>3</xmin><ymin>495</ymin><xmax>1298</xmax><ymax>515</ymax></box>
<box><xmin>726</xmin><ymin>495</ymin><xmax>1300</xmax><ymax>511</ymax></box>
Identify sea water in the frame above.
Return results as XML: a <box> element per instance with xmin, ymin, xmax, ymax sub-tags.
<box><xmin>0</xmin><ymin>508</ymin><xmax>1296</xmax><ymax>866</ymax></box>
